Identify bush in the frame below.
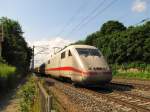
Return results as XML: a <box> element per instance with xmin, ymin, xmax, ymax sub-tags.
<box><xmin>18</xmin><ymin>76</ymin><xmax>36</xmax><ymax>112</ymax></box>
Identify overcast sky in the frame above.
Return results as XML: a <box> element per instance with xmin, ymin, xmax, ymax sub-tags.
<box><xmin>0</xmin><ymin>0</ymin><xmax>149</xmax><ymax>42</ymax></box>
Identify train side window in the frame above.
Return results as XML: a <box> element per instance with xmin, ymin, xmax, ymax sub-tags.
<box><xmin>61</xmin><ymin>52</ymin><xmax>65</xmax><ymax>59</ymax></box>
<box><xmin>68</xmin><ymin>50</ymin><xmax>72</xmax><ymax>56</ymax></box>
<box><xmin>48</xmin><ymin>60</ymin><xmax>50</xmax><ymax>64</ymax></box>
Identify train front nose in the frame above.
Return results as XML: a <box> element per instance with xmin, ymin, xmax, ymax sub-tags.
<box><xmin>82</xmin><ymin>70</ymin><xmax>112</xmax><ymax>84</ymax></box>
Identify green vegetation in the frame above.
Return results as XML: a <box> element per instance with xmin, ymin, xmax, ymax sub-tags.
<box><xmin>18</xmin><ymin>76</ymin><xmax>36</xmax><ymax>112</ymax></box>
<box><xmin>0</xmin><ymin>16</ymin><xmax>33</xmax><ymax>111</ymax></box>
<box><xmin>0</xmin><ymin>63</ymin><xmax>17</xmax><ymax>90</ymax></box>
<box><xmin>0</xmin><ymin>17</ymin><xmax>32</xmax><ymax>92</ymax></box>
<box><xmin>0</xmin><ymin>17</ymin><xmax>32</xmax><ymax>74</ymax></box>
<box><xmin>74</xmin><ymin>20</ymin><xmax>150</xmax><ymax>64</ymax></box>
<box><xmin>113</xmin><ymin>72</ymin><xmax>150</xmax><ymax>80</ymax></box>
<box><xmin>111</xmin><ymin>64</ymin><xmax>150</xmax><ymax>79</ymax></box>
<box><xmin>0</xmin><ymin>56</ymin><xmax>5</xmax><ymax>63</ymax></box>
<box><xmin>0</xmin><ymin>63</ymin><xmax>16</xmax><ymax>78</ymax></box>
<box><xmin>73</xmin><ymin>20</ymin><xmax>150</xmax><ymax>79</ymax></box>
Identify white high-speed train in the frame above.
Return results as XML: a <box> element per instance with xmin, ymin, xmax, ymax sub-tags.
<box><xmin>41</xmin><ymin>45</ymin><xmax>112</xmax><ymax>85</ymax></box>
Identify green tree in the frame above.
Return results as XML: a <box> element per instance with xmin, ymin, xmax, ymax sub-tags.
<box><xmin>85</xmin><ymin>32</ymin><xmax>98</xmax><ymax>46</ymax></box>
<box><xmin>100</xmin><ymin>20</ymin><xmax>126</xmax><ymax>35</ymax></box>
<box><xmin>0</xmin><ymin>17</ymin><xmax>32</xmax><ymax>73</ymax></box>
<box><xmin>73</xmin><ymin>20</ymin><xmax>150</xmax><ymax>64</ymax></box>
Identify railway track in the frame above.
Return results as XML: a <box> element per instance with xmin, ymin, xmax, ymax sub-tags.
<box><xmin>44</xmin><ymin>77</ymin><xmax>150</xmax><ymax>112</ymax></box>
<box><xmin>79</xmin><ymin>86</ymin><xmax>150</xmax><ymax>112</ymax></box>
<box><xmin>104</xmin><ymin>91</ymin><xmax>150</xmax><ymax>111</ymax></box>
<box><xmin>111</xmin><ymin>91</ymin><xmax>150</xmax><ymax>109</ymax></box>
<box><xmin>111</xmin><ymin>81</ymin><xmax>150</xmax><ymax>91</ymax></box>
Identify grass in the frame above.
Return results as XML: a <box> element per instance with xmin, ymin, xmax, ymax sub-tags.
<box><xmin>0</xmin><ymin>63</ymin><xmax>17</xmax><ymax>90</ymax></box>
<box><xmin>32</xmin><ymin>94</ymin><xmax>40</xmax><ymax>112</ymax></box>
<box><xmin>0</xmin><ymin>63</ymin><xmax>16</xmax><ymax>78</ymax></box>
<box><xmin>18</xmin><ymin>76</ymin><xmax>37</xmax><ymax>112</ymax></box>
<box><xmin>111</xmin><ymin>64</ymin><xmax>150</xmax><ymax>80</ymax></box>
<box><xmin>113</xmin><ymin>71</ymin><xmax>150</xmax><ymax>80</ymax></box>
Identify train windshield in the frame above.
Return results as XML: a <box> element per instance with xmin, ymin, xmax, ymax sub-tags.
<box><xmin>76</xmin><ymin>48</ymin><xmax>101</xmax><ymax>57</ymax></box>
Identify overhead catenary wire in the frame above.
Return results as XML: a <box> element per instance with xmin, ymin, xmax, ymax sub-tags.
<box><xmin>118</xmin><ymin>0</ymin><xmax>150</xmax><ymax>26</ymax></box>
<box><xmin>66</xmin><ymin>0</ymin><xmax>118</xmax><ymax>37</ymax></box>
<box><xmin>65</xmin><ymin>0</ymin><xmax>105</xmax><ymax>37</ymax></box>
<box><xmin>133</xmin><ymin>18</ymin><xmax>150</xmax><ymax>26</ymax></box>
<box><xmin>55</xmin><ymin>0</ymin><xmax>89</xmax><ymax>37</ymax></box>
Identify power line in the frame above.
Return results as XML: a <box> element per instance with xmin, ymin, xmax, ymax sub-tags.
<box><xmin>55</xmin><ymin>0</ymin><xmax>89</xmax><ymax>37</ymax></box>
<box><xmin>66</xmin><ymin>0</ymin><xmax>118</xmax><ymax>37</ymax></box>
<box><xmin>66</xmin><ymin>0</ymin><xmax>105</xmax><ymax>37</ymax></box>
<box><xmin>134</xmin><ymin>18</ymin><xmax>150</xmax><ymax>26</ymax></box>
<box><xmin>117</xmin><ymin>0</ymin><xmax>150</xmax><ymax>26</ymax></box>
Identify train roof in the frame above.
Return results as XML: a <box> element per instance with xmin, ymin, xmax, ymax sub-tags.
<box><xmin>67</xmin><ymin>44</ymin><xmax>97</xmax><ymax>50</ymax></box>
<box><xmin>68</xmin><ymin>45</ymin><xmax>97</xmax><ymax>49</ymax></box>
<box><xmin>55</xmin><ymin>45</ymin><xmax>97</xmax><ymax>54</ymax></box>
<box><xmin>47</xmin><ymin>44</ymin><xmax>99</xmax><ymax>61</ymax></box>
<box><xmin>50</xmin><ymin>45</ymin><xmax>98</xmax><ymax>58</ymax></box>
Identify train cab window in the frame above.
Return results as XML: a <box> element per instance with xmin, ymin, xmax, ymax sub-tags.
<box><xmin>76</xmin><ymin>48</ymin><xmax>101</xmax><ymax>57</ymax></box>
<box><xmin>68</xmin><ymin>50</ymin><xmax>72</xmax><ymax>56</ymax></box>
<box><xmin>61</xmin><ymin>52</ymin><xmax>65</xmax><ymax>59</ymax></box>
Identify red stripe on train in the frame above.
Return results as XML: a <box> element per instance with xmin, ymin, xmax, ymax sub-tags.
<box><xmin>46</xmin><ymin>66</ymin><xmax>111</xmax><ymax>75</ymax></box>
<box><xmin>46</xmin><ymin>66</ymin><xmax>86</xmax><ymax>74</ymax></box>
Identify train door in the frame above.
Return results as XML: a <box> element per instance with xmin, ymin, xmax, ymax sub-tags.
<box><xmin>60</xmin><ymin>50</ymin><xmax>73</xmax><ymax>78</ymax></box>
<box><xmin>58</xmin><ymin>53</ymin><xmax>61</xmax><ymax>76</ymax></box>
<box><xmin>67</xmin><ymin>50</ymin><xmax>73</xmax><ymax>76</ymax></box>
<box><xmin>67</xmin><ymin>50</ymin><xmax>74</xmax><ymax>79</ymax></box>
<box><xmin>60</xmin><ymin>51</ymin><xmax>66</xmax><ymax>76</ymax></box>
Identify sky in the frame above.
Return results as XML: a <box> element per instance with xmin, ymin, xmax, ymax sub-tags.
<box><xmin>0</xmin><ymin>0</ymin><xmax>149</xmax><ymax>42</ymax></box>
<box><xmin>0</xmin><ymin>0</ymin><xmax>149</xmax><ymax>66</ymax></box>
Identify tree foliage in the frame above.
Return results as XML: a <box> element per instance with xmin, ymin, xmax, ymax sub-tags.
<box><xmin>85</xmin><ymin>32</ymin><xmax>98</xmax><ymax>46</ymax></box>
<box><xmin>73</xmin><ymin>40</ymin><xmax>85</xmax><ymax>45</ymax></box>
<box><xmin>100</xmin><ymin>20</ymin><xmax>126</xmax><ymax>35</ymax></box>
<box><xmin>74</xmin><ymin>20</ymin><xmax>150</xmax><ymax>64</ymax></box>
<box><xmin>0</xmin><ymin>17</ymin><xmax>32</xmax><ymax>73</ymax></box>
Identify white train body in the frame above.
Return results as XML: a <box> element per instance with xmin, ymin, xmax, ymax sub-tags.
<box><xmin>45</xmin><ymin>45</ymin><xmax>112</xmax><ymax>85</ymax></box>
